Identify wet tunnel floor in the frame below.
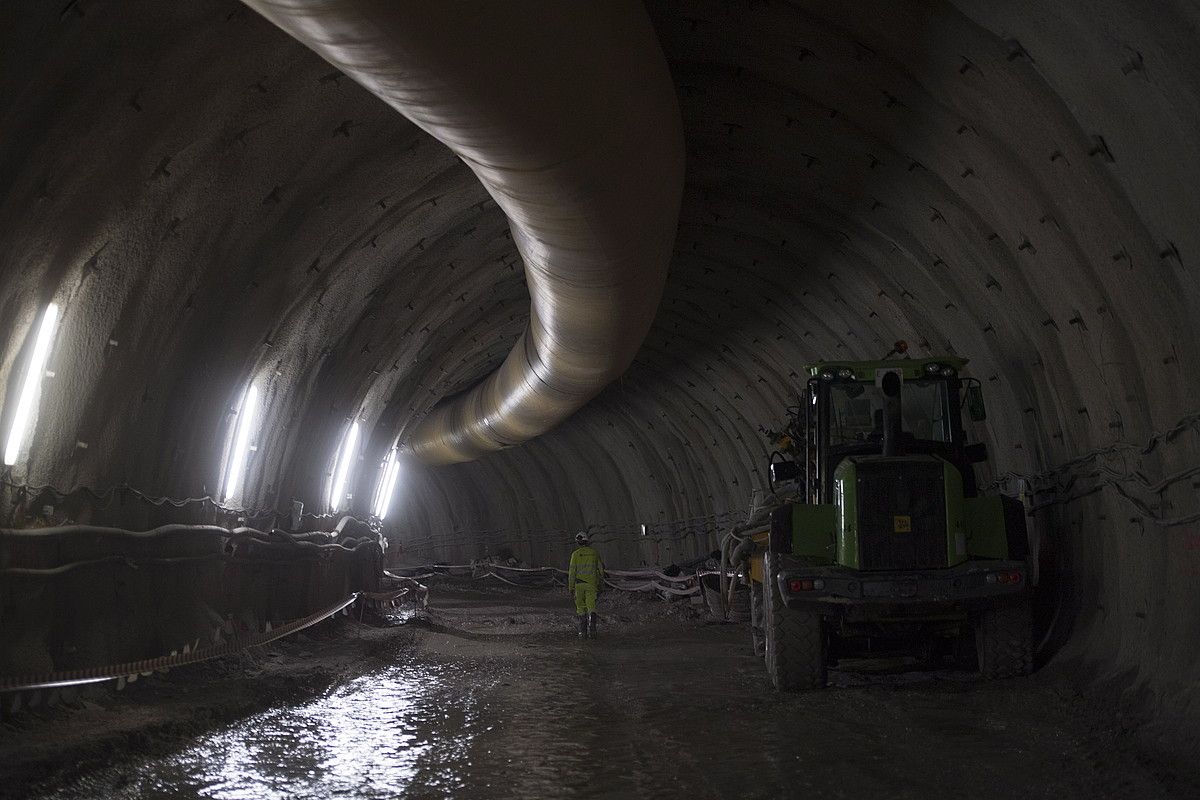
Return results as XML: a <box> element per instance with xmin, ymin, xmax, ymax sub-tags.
<box><xmin>5</xmin><ymin>585</ymin><xmax>1194</xmax><ymax>800</ymax></box>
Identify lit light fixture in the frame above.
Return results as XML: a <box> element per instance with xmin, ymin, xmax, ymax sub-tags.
<box><xmin>4</xmin><ymin>303</ymin><xmax>60</xmax><ymax>466</ymax></box>
<box><xmin>221</xmin><ymin>383</ymin><xmax>259</xmax><ymax>503</ymax></box>
<box><xmin>329</xmin><ymin>421</ymin><xmax>360</xmax><ymax>513</ymax></box>
<box><xmin>373</xmin><ymin>447</ymin><xmax>402</xmax><ymax>520</ymax></box>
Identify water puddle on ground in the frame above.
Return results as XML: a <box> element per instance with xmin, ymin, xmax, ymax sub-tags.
<box><xmin>31</xmin><ymin>660</ymin><xmax>485</xmax><ymax>800</ymax></box>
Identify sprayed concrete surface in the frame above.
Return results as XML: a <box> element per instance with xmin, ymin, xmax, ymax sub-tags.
<box><xmin>2</xmin><ymin>583</ymin><xmax>1196</xmax><ymax>800</ymax></box>
<box><xmin>4</xmin><ymin>0</ymin><xmax>1200</xmax><ymax>748</ymax></box>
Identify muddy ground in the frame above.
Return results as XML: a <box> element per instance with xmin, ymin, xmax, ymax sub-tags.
<box><xmin>1</xmin><ymin>580</ymin><xmax>1195</xmax><ymax>799</ymax></box>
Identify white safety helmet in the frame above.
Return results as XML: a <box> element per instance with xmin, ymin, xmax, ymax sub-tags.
<box><xmin>574</xmin><ymin>531</ymin><xmax>590</xmax><ymax>545</ymax></box>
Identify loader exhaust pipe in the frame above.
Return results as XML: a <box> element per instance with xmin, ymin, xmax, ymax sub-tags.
<box><xmin>881</xmin><ymin>371</ymin><xmax>902</xmax><ymax>457</ymax></box>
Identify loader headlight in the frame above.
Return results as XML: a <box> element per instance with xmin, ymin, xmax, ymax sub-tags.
<box><xmin>820</xmin><ymin>369</ymin><xmax>836</xmax><ymax>381</ymax></box>
<box><xmin>837</xmin><ymin>368</ymin><xmax>854</xmax><ymax>380</ymax></box>
<box><xmin>940</xmin><ymin>366</ymin><xmax>956</xmax><ymax>377</ymax></box>
<box><xmin>924</xmin><ymin>362</ymin><xmax>942</xmax><ymax>374</ymax></box>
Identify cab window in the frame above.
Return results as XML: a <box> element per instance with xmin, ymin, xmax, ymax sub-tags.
<box><xmin>828</xmin><ymin>378</ymin><xmax>952</xmax><ymax>447</ymax></box>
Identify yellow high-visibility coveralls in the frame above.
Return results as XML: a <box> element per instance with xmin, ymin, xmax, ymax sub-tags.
<box><xmin>568</xmin><ymin>545</ymin><xmax>605</xmax><ymax>614</ymax></box>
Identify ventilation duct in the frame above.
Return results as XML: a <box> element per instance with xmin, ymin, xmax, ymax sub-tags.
<box><xmin>242</xmin><ymin>0</ymin><xmax>685</xmax><ymax>464</ymax></box>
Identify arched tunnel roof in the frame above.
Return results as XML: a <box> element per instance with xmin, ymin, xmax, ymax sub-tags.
<box><xmin>1</xmin><ymin>0</ymin><xmax>1199</xmax><ymax>713</ymax></box>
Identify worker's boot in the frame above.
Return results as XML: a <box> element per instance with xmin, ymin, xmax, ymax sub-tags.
<box><xmin>577</xmin><ymin>614</ymin><xmax>588</xmax><ymax>638</ymax></box>
<box><xmin>588</xmin><ymin>612</ymin><xmax>598</xmax><ymax>639</ymax></box>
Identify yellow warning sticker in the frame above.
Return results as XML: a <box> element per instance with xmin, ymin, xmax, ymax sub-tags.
<box><xmin>893</xmin><ymin>515</ymin><xmax>912</xmax><ymax>533</ymax></box>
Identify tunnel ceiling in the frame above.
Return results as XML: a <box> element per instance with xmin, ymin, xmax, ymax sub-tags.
<box><xmin>2</xmin><ymin>0</ymin><xmax>1198</xmax><ymax>583</ymax></box>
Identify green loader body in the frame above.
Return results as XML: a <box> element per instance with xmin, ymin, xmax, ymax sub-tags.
<box><xmin>747</xmin><ymin>356</ymin><xmax>1033</xmax><ymax>690</ymax></box>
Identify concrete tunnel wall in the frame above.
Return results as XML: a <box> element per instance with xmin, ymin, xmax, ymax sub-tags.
<box><xmin>1</xmin><ymin>0</ymin><xmax>1198</xmax><ymax>738</ymax></box>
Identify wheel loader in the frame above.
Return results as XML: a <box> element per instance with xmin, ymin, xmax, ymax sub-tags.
<box><xmin>736</xmin><ymin>354</ymin><xmax>1032</xmax><ymax>690</ymax></box>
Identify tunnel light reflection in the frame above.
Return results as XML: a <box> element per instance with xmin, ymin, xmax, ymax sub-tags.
<box><xmin>47</xmin><ymin>661</ymin><xmax>472</xmax><ymax>798</ymax></box>
<box><xmin>373</xmin><ymin>448</ymin><xmax>401</xmax><ymax>520</ymax></box>
<box><xmin>221</xmin><ymin>383</ymin><xmax>258</xmax><ymax>503</ymax></box>
<box><xmin>4</xmin><ymin>303</ymin><xmax>60</xmax><ymax>466</ymax></box>
<box><xmin>329</xmin><ymin>421</ymin><xmax>360</xmax><ymax>513</ymax></box>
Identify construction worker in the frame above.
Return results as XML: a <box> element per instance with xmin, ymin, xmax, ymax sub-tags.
<box><xmin>568</xmin><ymin>531</ymin><xmax>605</xmax><ymax>638</ymax></box>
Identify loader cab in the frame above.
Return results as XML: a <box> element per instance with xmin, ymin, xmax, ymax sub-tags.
<box><xmin>797</xmin><ymin>359</ymin><xmax>981</xmax><ymax>503</ymax></box>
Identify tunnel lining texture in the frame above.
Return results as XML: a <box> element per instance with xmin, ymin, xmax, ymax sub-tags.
<box><xmin>0</xmin><ymin>0</ymin><xmax>1199</xmax><ymax>750</ymax></box>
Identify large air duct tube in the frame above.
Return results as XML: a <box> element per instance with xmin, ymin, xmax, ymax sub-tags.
<box><xmin>242</xmin><ymin>1</ymin><xmax>685</xmax><ymax>465</ymax></box>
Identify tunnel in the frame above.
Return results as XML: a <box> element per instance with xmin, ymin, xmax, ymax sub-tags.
<box><xmin>1</xmin><ymin>0</ymin><xmax>1198</xmax><ymax>797</ymax></box>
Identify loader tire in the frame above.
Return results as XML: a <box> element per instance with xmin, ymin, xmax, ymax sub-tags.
<box><xmin>975</xmin><ymin>600</ymin><xmax>1033</xmax><ymax>679</ymax></box>
<box><xmin>750</xmin><ymin>582</ymin><xmax>765</xmax><ymax>657</ymax></box>
<box><xmin>763</xmin><ymin>552</ymin><xmax>826</xmax><ymax>690</ymax></box>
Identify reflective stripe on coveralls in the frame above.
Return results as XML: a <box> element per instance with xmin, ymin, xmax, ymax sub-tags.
<box><xmin>568</xmin><ymin>545</ymin><xmax>605</xmax><ymax>615</ymax></box>
<box><xmin>568</xmin><ymin>546</ymin><xmax>605</xmax><ymax>588</ymax></box>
